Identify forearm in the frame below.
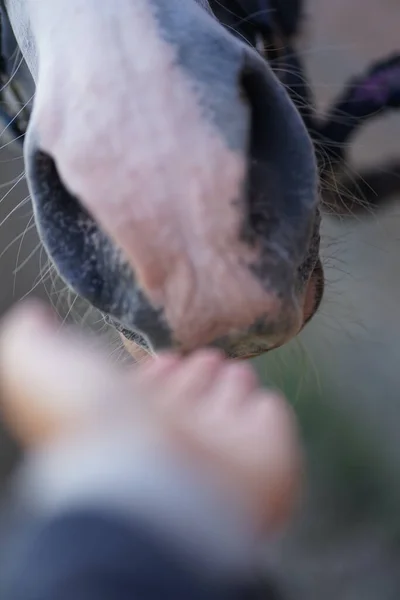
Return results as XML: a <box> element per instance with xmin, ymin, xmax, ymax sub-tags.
<box><xmin>0</xmin><ymin>430</ymin><xmax>266</xmax><ymax>600</ymax></box>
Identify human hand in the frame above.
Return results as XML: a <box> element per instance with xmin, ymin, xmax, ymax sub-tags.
<box><xmin>0</xmin><ymin>300</ymin><xmax>303</xmax><ymax>534</ymax></box>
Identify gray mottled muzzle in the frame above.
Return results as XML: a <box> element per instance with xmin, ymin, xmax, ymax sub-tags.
<box><xmin>7</xmin><ymin>0</ymin><xmax>322</xmax><ymax>359</ymax></box>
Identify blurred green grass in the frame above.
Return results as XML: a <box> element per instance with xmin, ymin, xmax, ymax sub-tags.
<box><xmin>254</xmin><ymin>345</ymin><xmax>400</xmax><ymax>537</ymax></box>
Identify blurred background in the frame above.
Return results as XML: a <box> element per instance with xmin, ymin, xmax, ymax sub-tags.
<box><xmin>0</xmin><ymin>0</ymin><xmax>400</xmax><ymax>598</ymax></box>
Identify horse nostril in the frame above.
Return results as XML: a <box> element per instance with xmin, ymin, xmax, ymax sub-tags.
<box><xmin>26</xmin><ymin>145</ymin><xmax>174</xmax><ymax>351</ymax></box>
<box><xmin>303</xmin><ymin>259</ymin><xmax>325</xmax><ymax>325</ymax></box>
<box><xmin>238</xmin><ymin>50</ymin><xmax>318</xmax><ymax>270</ymax></box>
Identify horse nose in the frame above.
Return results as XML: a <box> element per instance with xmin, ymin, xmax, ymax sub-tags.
<box><xmin>24</xmin><ymin>0</ymin><xmax>319</xmax><ymax>357</ymax></box>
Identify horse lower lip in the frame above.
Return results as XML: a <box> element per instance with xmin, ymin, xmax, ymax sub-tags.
<box><xmin>233</xmin><ymin>353</ymin><xmax>265</xmax><ymax>360</ymax></box>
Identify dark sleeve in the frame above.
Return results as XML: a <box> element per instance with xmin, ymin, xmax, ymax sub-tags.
<box><xmin>0</xmin><ymin>433</ymin><xmax>284</xmax><ymax>600</ymax></box>
<box><xmin>2</xmin><ymin>509</ymin><xmax>257</xmax><ymax>600</ymax></box>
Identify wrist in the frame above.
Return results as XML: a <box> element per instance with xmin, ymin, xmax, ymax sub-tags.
<box><xmin>11</xmin><ymin>428</ymin><xmax>266</xmax><ymax>580</ymax></box>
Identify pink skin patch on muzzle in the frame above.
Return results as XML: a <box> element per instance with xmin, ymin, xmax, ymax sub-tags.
<box><xmin>26</xmin><ymin>0</ymin><xmax>316</xmax><ymax>355</ymax></box>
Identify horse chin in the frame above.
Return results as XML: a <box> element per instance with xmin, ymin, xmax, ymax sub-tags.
<box><xmin>118</xmin><ymin>262</ymin><xmax>323</xmax><ymax>363</ymax></box>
